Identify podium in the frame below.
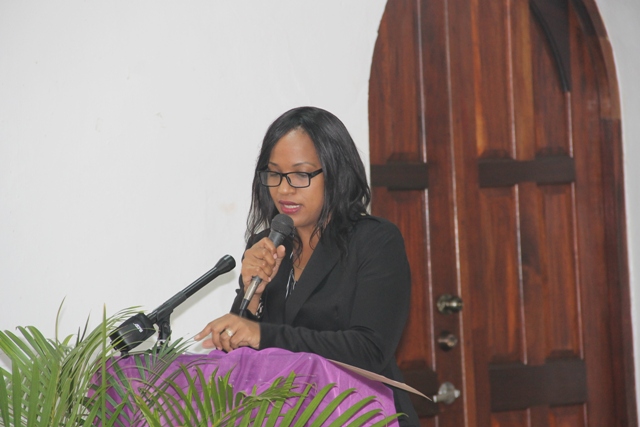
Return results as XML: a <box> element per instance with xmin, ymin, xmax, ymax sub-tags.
<box><xmin>97</xmin><ymin>347</ymin><xmax>400</xmax><ymax>426</ymax></box>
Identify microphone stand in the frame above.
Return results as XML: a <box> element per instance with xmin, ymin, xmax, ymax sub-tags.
<box><xmin>110</xmin><ymin>255</ymin><xmax>236</xmax><ymax>355</ymax></box>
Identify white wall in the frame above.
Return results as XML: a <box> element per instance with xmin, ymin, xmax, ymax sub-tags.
<box><xmin>0</xmin><ymin>1</ymin><xmax>387</xmax><ymax>349</ymax></box>
<box><xmin>0</xmin><ymin>0</ymin><xmax>638</xmax><ymax>410</ymax></box>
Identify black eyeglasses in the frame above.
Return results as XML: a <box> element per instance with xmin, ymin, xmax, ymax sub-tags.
<box><xmin>258</xmin><ymin>169</ymin><xmax>323</xmax><ymax>188</ymax></box>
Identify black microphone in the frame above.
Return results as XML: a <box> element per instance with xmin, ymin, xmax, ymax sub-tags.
<box><xmin>110</xmin><ymin>254</ymin><xmax>236</xmax><ymax>353</ymax></box>
<box><xmin>238</xmin><ymin>214</ymin><xmax>294</xmax><ymax>316</ymax></box>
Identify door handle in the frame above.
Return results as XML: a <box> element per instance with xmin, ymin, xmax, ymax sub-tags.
<box><xmin>432</xmin><ymin>382</ymin><xmax>461</xmax><ymax>404</ymax></box>
<box><xmin>437</xmin><ymin>294</ymin><xmax>464</xmax><ymax>314</ymax></box>
<box><xmin>437</xmin><ymin>331</ymin><xmax>459</xmax><ymax>351</ymax></box>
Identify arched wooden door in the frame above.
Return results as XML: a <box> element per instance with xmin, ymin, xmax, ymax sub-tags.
<box><xmin>369</xmin><ymin>0</ymin><xmax>636</xmax><ymax>426</ymax></box>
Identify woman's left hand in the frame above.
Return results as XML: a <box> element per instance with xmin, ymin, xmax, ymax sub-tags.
<box><xmin>195</xmin><ymin>314</ymin><xmax>260</xmax><ymax>352</ymax></box>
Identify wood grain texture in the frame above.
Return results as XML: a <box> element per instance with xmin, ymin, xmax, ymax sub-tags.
<box><xmin>368</xmin><ymin>0</ymin><xmax>635</xmax><ymax>425</ymax></box>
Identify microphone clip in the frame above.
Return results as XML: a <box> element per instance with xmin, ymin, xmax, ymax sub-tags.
<box><xmin>108</xmin><ymin>313</ymin><xmax>157</xmax><ymax>356</ymax></box>
<box><xmin>108</xmin><ymin>310</ymin><xmax>174</xmax><ymax>357</ymax></box>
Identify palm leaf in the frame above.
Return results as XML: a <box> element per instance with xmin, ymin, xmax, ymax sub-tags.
<box><xmin>195</xmin><ymin>367</ymin><xmax>214</xmax><ymax>421</ymax></box>
<box><xmin>11</xmin><ymin>363</ymin><xmax>23</xmax><ymax>425</ymax></box>
<box><xmin>0</xmin><ymin>304</ymin><xmax>143</xmax><ymax>427</ymax></box>
<box><xmin>308</xmin><ymin>387</ymin><xmax>357</xmax><ymax>427</ymax></box>
<box><xmin>291</xmin><ymin>382</ymin><xmax>335</xmax><ymax>427</ymax></box>
<box><xmin>264</xmin><ymin>372</ymin><xmax>297</xmax><ymax>425</ymax></box>
<box><xmin>343</xmin><ymin>409</ymin><xmax>402</xmax><ymax>427</ymax></box>
<box><xmin>278</xmin><ymin>383</ymin><xmax>313</xmax><ymax>426</ymax></box>
<box><xmin>0</xmin><ymin>371</ymin><xmax>11</xmax><ymax>423</ymax></box>
<box><xmin>329</xmin><ymin>395</ymin><xmax>376</xmax><ymax>426</ymax></box>
<box><xmin>1</xmin><ymin>303</ymin><xmax>403</xmax><ymax>427</ymax></box>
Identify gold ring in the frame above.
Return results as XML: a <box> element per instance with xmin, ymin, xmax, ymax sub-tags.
<box><xmin>225</xmin><ymin>329</ymin><xmax>234</xmax><ymax>337</ymax></box>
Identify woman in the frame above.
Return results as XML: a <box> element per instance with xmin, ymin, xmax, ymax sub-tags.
<box><xmin>196</xmin><ymin>106</ymin><xmax>419</xmax><ymax>426</ymax></box>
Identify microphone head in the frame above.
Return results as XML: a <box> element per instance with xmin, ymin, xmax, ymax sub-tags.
<box><xmin>271</xmin><ymin>213</ymin><xmax>294</xmax><ymax>236</ymax></box>
<box><xmin>214</xmin><ymin>254</ymin><xmax>236</xmax><ymax>274</ymax></box>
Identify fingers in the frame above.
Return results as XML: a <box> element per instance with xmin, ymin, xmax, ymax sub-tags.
<box><xmin>194</xmin><ymin>314</ymin><xmax>261</xmax><ymax>352</ymax></box>
<box><xmin>241</xmin><ymin>238</ymin><xmax>279</xmax><ymax>289</ymax></box>
<box><xmin>274</xmin><ymin>244</ymin><xmax>286</xmax><ymax>271</ymax></box>
<box><xmin>241</xmin><ymin>240</ymin><xmax>287</xmax><ymax>294</ymax></box>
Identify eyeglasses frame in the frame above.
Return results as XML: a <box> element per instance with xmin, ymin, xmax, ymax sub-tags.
<box><xmin>257</xmin><ymin>168</ymin><xmax>323</xmax><ymax>188</ymax></box>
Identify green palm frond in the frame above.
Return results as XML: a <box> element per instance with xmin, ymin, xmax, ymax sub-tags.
<box><xmin>0</xmin><ymin>304</ymin><xmax>401</xmax><ymax>427</ymax></box>
<box><xmin>122</xmin><ymin>363</ymin><xmax>400</xmax><ymax>427</ymax></box>
<box><xmin>122</xmin><ymin>365</ymin><xmax>295</xmax><ymax>426</ymax></box>
<box><xmin>0</xmin><ymin>304</ymin><xmax>157</xmax><ymax>427</ymax></box>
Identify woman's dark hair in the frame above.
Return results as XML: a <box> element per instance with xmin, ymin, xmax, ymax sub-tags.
<box><xmin>246</xmin><ymin>106</ymin><xmax>371</xmax><ymax>256</ymax></box>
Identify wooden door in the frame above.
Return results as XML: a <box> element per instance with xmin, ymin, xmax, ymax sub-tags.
<box><xmin>369</xmin><ymin>0</ymin><xmax>636</xmax><ymax>426</ymax></box>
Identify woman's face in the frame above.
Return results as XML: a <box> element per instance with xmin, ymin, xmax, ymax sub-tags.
<box><xmin>268</xmin><ymin>129</ymin><xmax>325</xmax><ymax>237</ymax></box>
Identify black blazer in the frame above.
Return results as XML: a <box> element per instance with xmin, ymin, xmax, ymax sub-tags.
<box><xmin>232</xmin><ymin>215</ymin><xmax>419</xmax><ymax>425</ymax></box>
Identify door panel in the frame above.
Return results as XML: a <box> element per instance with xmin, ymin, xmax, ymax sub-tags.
<box><xmin>369</xmin><ymin>0</ymin><xmax>635</xmax><ymax>425</ymax></box>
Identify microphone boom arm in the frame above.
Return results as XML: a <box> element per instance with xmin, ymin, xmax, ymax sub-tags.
<box><xmin>110</xmin><ymin>254</ymin><xmax>236</xmax><ymax>354</ymax></box>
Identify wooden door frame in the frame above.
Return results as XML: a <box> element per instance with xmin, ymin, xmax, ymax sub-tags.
<box><xmin>368</xmin><ymin>0</ymin><xmax>636</xmax><ymax>423</ymax></box>
<box><xmin>571</xmin><ymin>0</ymin><xmax>636</xmax><ymax>423</ymax></box>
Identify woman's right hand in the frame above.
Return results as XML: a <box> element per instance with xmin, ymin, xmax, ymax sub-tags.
<box><xmin>241</xmin><ymin>237</ymin><xmax>286</xmax><ymax>300</ymax></box>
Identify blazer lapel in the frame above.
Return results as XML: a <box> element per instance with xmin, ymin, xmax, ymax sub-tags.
<box><xmin>284</xmin><ymin>237</ymin><xmax>340</xmax><ymax>324</ymax></box>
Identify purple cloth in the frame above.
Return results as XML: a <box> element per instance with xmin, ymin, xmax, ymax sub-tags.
<box><xmin>99</xmin><ymin>347</ymin><xmax>399</xmax><ymax>426</ymax></box>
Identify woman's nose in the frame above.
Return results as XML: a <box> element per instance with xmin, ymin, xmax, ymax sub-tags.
<box><xmin>277</xmin><ymin>178</ymin><xmax>295</xmax><ymax>194</ymax></box>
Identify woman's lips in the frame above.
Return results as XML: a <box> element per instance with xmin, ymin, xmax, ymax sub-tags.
<box><xmin>279</xmin><ymin>201</ymin><xmax>301</xmax><ymax>215</ymax></box>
